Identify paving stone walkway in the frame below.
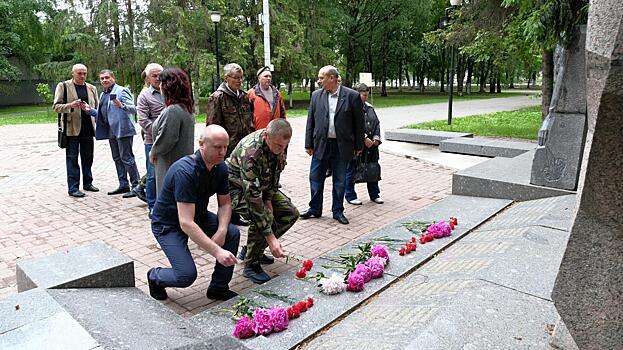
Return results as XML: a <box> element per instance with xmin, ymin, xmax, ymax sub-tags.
<box><xmin>0</xmin><ymin>95</ymin><xmax>538</xmax><ymax>317</ymax></box>
<box><xmin>0</xmin><ymin>119</ymin><xmax>452</xmax><ymax>317</ymax></box>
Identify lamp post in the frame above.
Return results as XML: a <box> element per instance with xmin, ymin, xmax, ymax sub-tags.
<box><xmin>210</xmin><ymin>11</ymin><xmax>221</xmax><ymax>91</ymax></box>
<box><xmin>439</xmin><ymin>0</ymin><xmax>462</xmax><ymax>125</ymax></box>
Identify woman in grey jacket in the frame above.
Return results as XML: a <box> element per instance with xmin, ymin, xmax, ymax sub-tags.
<box><xmin>150</xmin><ymin>68</ymin><xmax>195</xmax><ymax>193</ymax></box>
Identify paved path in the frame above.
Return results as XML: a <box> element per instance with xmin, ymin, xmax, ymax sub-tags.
<box><xmin>0</xmin><ymin>95</ymin><xmax>538</xmax><ymax>317</ymax></box>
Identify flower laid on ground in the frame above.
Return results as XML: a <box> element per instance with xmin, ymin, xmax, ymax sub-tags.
<box><xmin>354</xmin><ymin>263</ymin><xmax>372</xmax><ymax>282</ymax></box>
<box><xmin>233</xmin><ymin>316</ymin><xmax>255</xmax><ymax>339</ymax></box>
<box><xmin>295</xmin><ymin>268</ymin><xmax>307</xmax><ymax>278</ymax></box>
<box><xmin>402</xmin><ymin>217</ymin><xmax>459</xmax><ymax>247</ymax></box>
<box><xmin>370</xmin><ymin>244</ymin><xmax>390</xmax><ymax>263</ymax></box>
<box><xmin>365</xmin><ymin>257</ymin><xmax>385</xmax><ymax>278</ymax></box>
<box><xmin>346</xmin><ymin>271</ymin><xmax>365</xmax><ymax>292</ymax></box>
<box><xmin>295</xmin><ymin>259</ymin><xmax>315</xmax><ymax>279</ymax></box>
<box><xmin>318</xmin><ymin>273</ymin><xmax>347</xmax><ymax>295</ymax></box>
<box><xmin>231</xmin><ymin>296</ymin><xmax>315</xmax><ymax>339</ymax></box>
<box><xmin>302</xmin><ymin>260</ymin><xmax>314</xmax><ymax>271</ymax></box>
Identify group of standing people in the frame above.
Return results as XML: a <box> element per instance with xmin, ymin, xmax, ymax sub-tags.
<box><xmin>53</xmin><ymin>62</ymin><xmax>383</xmax><ymax>303</ymax></box>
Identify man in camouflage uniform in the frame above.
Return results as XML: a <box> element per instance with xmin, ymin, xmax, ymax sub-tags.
<box><xmin>206</xmin><ymin>62</ymin><xmax>255</xmax><ymax>157</ymax></box>
<box><xmin>227</xmin><ymin>119</ymin><xmax>299</xmax><ymax>284</ymax></box>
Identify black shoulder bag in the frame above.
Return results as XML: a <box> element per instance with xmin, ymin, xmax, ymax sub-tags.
<box><xmin>57</xmin><ymin>82</ymin><xmax>68</xmax><ymax>148</ymax></box>
<box><xmin>352</xmin><ymin>151</ymin><xmax>381</xmax><ymax>184</ymax></box>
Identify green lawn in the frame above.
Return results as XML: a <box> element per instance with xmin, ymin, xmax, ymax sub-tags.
<box><xmin>405</xmin><ymin>106</ymin><xmax>541</xmax><ymax>140</ymax></box>
<box><xmin>1</xmin><ymin>91</ymin><xmax>530</xmax><ymax>126</ymax></box>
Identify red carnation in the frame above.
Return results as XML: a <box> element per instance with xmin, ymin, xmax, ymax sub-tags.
<box><xmin>295</xmin><ymin>269</ymin><xmax>307</xmax><ymax>279</ymax></box>
<box><xmin>399</xmin><ymin>247</ymin><xmax>405</xmax><ymax>256</ymax></box>
<box><xmin>411</xmin><ymin>236</ymin><xmax>417</xmax><ymax>243</ymax></box>
<box><xmin>297</xmin><ymin>301</ymin><xmax>308</xmax><ymax>312</ymax></box>
<box><xmin>450</xmin><ymin>222</ymin><xmax>455</xmax><ymax>230</ymax></box>
<box><xmin>405</xmin><ymin>245</ymin><xmax>411</xmax><ymax>253</ymax></box>
<box><xmin>302</xmin><ymin>260</ymin><xmax>314</xmax><ymax>271</ymax></box>
<box><xmin>451</xmin><ymin>217</ymin><xmax>458</xmax><ymax>225</ymax></box>
<box><xmin>419</xmin><ymin>235</ymin><xmax>426</xmax><ymax>244</ymax></box>
<box><xmin>306</xmin><ymin>297</ymin><xmax>314</xmax><ymax>308</ymax></box>
<box><xmin>290</xmin><ymin>306</ymin><xmax>301</xmax><ymax>318</ymax></box>
<box><xmin>426</xmin><ymin>233</ymin><xmax>435</xmax><ymax>242</ymax></box>
<box><xmin>287</xmin><ymin>308</ymin><xmax>295</xmax><ymax>320</ymax></box>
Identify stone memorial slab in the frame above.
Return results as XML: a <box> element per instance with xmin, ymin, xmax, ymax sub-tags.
<box><xmin>440</xmin><ymin>137</ymin><xmax>535</xmax><ymax>158</ymax></box>
<box><xmin>552</xmin><ymin>2</ymin><xmax>623</xmax><ymax>348</ymax></box>
<box><xmin>16</xmin><ymin>241</ymin><xmax>134</xmax><ymax>292</ymax></box>
<box><xmin>0</xmin><ymin>289</ymin><xmax>99</xmax><ymax>350</ymax></box>
<box><xmin>384</xmin><ymin>129</ymin><xmax>472</xmax><ymax>145</ymax></box>
<box><xmin>48</xmin><ymin>288</ymin><xmax>207</xmax><ymax>350</ymax></box>
<box><xmin>453</xmin><ymin>151</ymin><xmax>575</xmax><ymax>201</ymax></box>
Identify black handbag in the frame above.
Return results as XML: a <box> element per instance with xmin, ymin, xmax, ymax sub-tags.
<box><xmin>57</xmin><ymin>82</ymin><xmax>68</xmax><ymax>149</ymax></box>
<box><xmin>352</xmin><ymin>152</ymin><xmax>381</xmax><ymax>184</ymax></box>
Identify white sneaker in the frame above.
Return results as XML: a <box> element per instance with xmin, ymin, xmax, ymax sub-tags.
<box><xmin>348</xmin><ymin>199</ymin><xmax>363</xmax><ymax>205</ymax></box>
<box><xmin>373</xmin><ymin>197</ymin><xmax>384</xmax><ymax>204</ymax></box>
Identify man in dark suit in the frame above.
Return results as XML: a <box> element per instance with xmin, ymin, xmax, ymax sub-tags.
<box><xmin>300</xmin><ymin>65</ymin><xmax>365</xmax><ymax>225</ymax></box>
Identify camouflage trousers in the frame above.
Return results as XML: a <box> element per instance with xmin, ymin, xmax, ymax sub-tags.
<box><xmin>234</xmin><ymin>190</ymin><xmax>299</xmax><ymax>263</ymax></box>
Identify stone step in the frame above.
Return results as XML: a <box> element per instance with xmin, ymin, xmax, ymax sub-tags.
<box><xmin>191</xmin><ymin>195</ymin><xmax>512</xmax><ymax>350</ymax></box>
<box><xmin>16</xmin><ymin>241</ymin><xmax>134</xmax><ymax>292</ymax></box>
<box><xmin>385</xmin><ymin>129</ymin><xmax>473</xmax><ymax>145</ymax></box>
<box><xmin>452</xmin><ymin>150</ymin><xmax>575</xmax><ymax>201</ymax></box>
<box><xmin>439</xmin><ymin>137</ymin><xmax>535</xmax><ymax>158</ymax></box>
<box><xmin>47</xmin><ymin>287</ymin><xmax>247</xmax><ymax>350</ymax></box>
<box><xmin>302</xmin><ymin>194</ymin><xmax>577</xmax><ymax>349</ymax></box>
<box><xmin>0</xmin><ymin>288</ymin><xmax>100</xmax><ymax>349</ymax></box>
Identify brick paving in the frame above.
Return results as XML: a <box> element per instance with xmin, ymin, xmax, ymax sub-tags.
<box><xmin>0</xmin><ymin>116</ymin><xmax>454</xmax><ymax>317</ymax></box>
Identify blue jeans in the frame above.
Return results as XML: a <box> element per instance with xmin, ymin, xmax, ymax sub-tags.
<box><xmin>109</xmin><ymin>136</ymin><xmax>140</xmax><ymax>188</ymax></box>
<box><xmin>308</xmin><ymin>139</ymin><xmax>348</xmax><ymax>217</ymax></box>
<box><xmin>145</xmin><ymin>144</ymin><xmax>156</xmax><ymax>209</ymax></box>
<box><xmin>345</xmin><ymin>159</ymin><xmax>380</xmax><ymax>201</ymax></box>
<box><xmin>66</xmin><ymin>137</ymin><xmax>94</xmax><ymax>193</ymax></box>
<box><xmin>150</xmin><ymin>211</ymin><xmax>240</xmax><ymax>290</ymax></box>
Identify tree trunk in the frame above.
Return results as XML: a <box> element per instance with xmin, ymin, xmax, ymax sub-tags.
<box><xmin>541</xmin><ymin>49</ymin><xmax>554</xmax><ymax>120</ymax></box>
<box><xmin>479</xmin><ymin>61</ymin><xmax>486</xmax><ymax>93</ymax></box>
<box><xmin>191</xmin><ymin>64</ymin><xmax>201</xmax><ymax>115</ymax></box>
<box><xmin>496</xmin><ymin>72</ymin><xmax>501</xmax><ymax>93</ymax></box>
<box><xmin>456</xmin><ymin>53</ymin><xmax>465</xmax><ymax>96</ymax></box>
<box><xmin>440</xmin><ymin>47</ymin><xmax>446</xmax><ymax>93</ymax></box>
<box><xmin>125</xmin><ymin>0</ymin><xmax>137</xmax><ymax>98</ymax></box>
<box><xmin>111</xmin><ymin>0</ymin><xmax>121</xmax><ymax>80</ymax></box>
<box><xmin>466</xmin><ymin>58</ymin><xmax>473</xmax><ymax>95</ymax></box>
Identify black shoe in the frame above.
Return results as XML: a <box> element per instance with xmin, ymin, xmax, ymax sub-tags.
<box><xmin>148</xmin><ymin>208</ymin><xmax>153</xmax><ymax>219</ymax></box>
<box><xmin>231</xmin><ymin>215</ymin><xmax>250</xmax><ymax>226</ymax></box>
<box><xmin>325</xmin><ymin>168</ymin><xmax>332</xmax><ymax>178</ymax></box>
<box><xmin>333</xmin><ymin>213</ymin><xmax>349</xmax><ymax>225</ymax></box>
<box><xmin>206</xmin><ymin>287</ymin><xmax>238</xmax><ymax>301</ymax></box>
<box><xmin>68</xmin><ymin>190</ymin><xmax>86</xmax><ymax>198</ymax></box>
<box><xmin>122</xmin><ymin>190</ymin><xmax>137</xmax><ymax>198</ymax></box>
<box><xmin>83</xmin><ymin>184</ymin><xmax>99</xmax><ymax>192</ymax></box>
<box><xmin>238</xmin><ymin>246</ymin><xmax>275</xmax><ymax>265</ymax></box>
<box><xmin>134</xmin><ymin>187</ymin><xmax>147</xmax><ymax>203</ymax></box>
<box><xmin>147</xmin><ymin>268</ymin><xmax>167</xmax><ymax>300</ymax></box>
<box><xmin>300</xmin><ymin>209</ymin><xmax>321</xmax><ymax>219</ymax></box>
<box><xmin>108</xmin><ymin>187</ymin><xmax>130</xmax><ymax>195</ymax></box>
<box><xmin>243</xmin><ymin>262</ymin><xmax>271</xmax><ymax>284</ymax></box>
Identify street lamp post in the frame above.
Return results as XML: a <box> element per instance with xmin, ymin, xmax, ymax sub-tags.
<box><xmin>439</xmin><ymin>0</ymin><xmax>462</xmax><ymax>125</ymax></box>
<box><xmin>210</xmin><ymin>11</ymin><xmax>221</xmax><ymax>91</ymax></box>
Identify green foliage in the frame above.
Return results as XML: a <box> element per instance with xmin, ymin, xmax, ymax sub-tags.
<box><xmin>406</xmin><ymin>106</ymin><xmax>542</xmax><ymax>140</ymax></box>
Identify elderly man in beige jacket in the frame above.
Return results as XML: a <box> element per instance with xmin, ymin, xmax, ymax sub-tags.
<box><xmin>53</xmin><ymin>63</ymin><xmax>100</xmax><ymax>198</ymax></box>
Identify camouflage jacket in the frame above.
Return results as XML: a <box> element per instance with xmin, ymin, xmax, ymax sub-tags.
<box><xmin>206</xmin><ymin>82</ymin><xmax>255</xmax><ymax>156</ymax></box>
<box><xmin>226</xmin><ymin>129</ymin><xmax>287</xmax><ymax>236</ymax></box>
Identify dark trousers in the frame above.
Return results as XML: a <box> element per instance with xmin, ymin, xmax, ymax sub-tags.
<box><xmin>109</xmin><ymin>136</ymin><xmax>140</xmax><ymax>188</ymax></box>
<box><xmin>150</xmin><ymin>212</ymin><xmax>240</xmax><ymax>289</ymax></box>
<box><xmin>308</xmin><ymin>139</ymin><xmax>348</xmax><ymax>216</ymax></box>
<box><xmin>66</xmin><ymin>136</ymin><xmax>94</xmax><ymax>193</ymax></box>
<box><xmin>345</xmin><ymin>159</ymin><xmax>381</xmax><ymax>201</ymax></box>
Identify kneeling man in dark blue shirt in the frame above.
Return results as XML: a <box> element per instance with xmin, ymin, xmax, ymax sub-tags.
<box><xmin>147</xmin><ymin>125</ymin><xmax>240</xmax><ymax>301</ymax></box>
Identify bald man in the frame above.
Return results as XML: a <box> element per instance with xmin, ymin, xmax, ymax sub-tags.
<box><xmin>53</xmin><ymin>64</ymin><xmax>100</xmax><ymax>197</ymax></box>
<box><xmin>147</xmin><ymin>125</ymin><xmax>240</xmax><ymax>302</ymax></box>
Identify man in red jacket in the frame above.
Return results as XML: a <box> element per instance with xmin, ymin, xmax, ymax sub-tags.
<box><xmin>248</xmin><ymin>66</ymin><xmax>286</xmax><ymax>130</ymax></box>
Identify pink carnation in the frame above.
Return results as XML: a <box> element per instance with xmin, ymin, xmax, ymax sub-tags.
<box><xmin>354</xmin><ymin>263</ymin><xmax>372</xmax><ymax>283</ymax></box>
<box><xmin>347</xmin><ymin>272</ymin><xmax>365</xmax><ymax>292</ymax></box>
<box><xmin>252</xmin><ymin>308</ymin><xmax>273</xmax><ymax>336</ymax></box>
<box><xmin>370</xmin><ymin>244</ymin><xmax>390</xmax><ymax>263</ymax></box>
<box><xmin>365</xmin><ymin>257</ymin><xmax>385</xmax><ymax>279</ymax></box>
<box><xmin>438</xmin><ymin>221</ymin><xmax>452</xmax><ymax>237</ymax></box>
<box><xmin>233</xmin><ymin>316</ymin><xmax>255</xmax><ymax>339</ymax></box>
<box><xmin>428</xmin><ymin>223</ymin><xmax>444</xmax><ymax>238</ymax></box>
<box><xmin>270</xmin><ymin>307</ymin><xmax>289</xmax><ymax>332</ymax></box>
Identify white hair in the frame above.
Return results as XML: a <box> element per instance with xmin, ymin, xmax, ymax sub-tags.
<box><xmin>144</xmin><ymin>63</ymin><xmax>163</xmax><ymax>76</ymax></box>
<box><xmin>223</xmin><ymin>63</ymin><xmax>243</xmax><ymax>77</ymax></box>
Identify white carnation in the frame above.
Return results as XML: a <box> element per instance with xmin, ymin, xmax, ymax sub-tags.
<box><xmin>319</xmin><ymin>273</ymin><xmax>346</xmax><ymax>295</ymax></box>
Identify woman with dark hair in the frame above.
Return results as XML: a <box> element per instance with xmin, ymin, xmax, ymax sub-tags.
<box><xmin>150</xmin><ymin>67</ymin><xmax>196</xmax><ymax>193</ymax></box>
